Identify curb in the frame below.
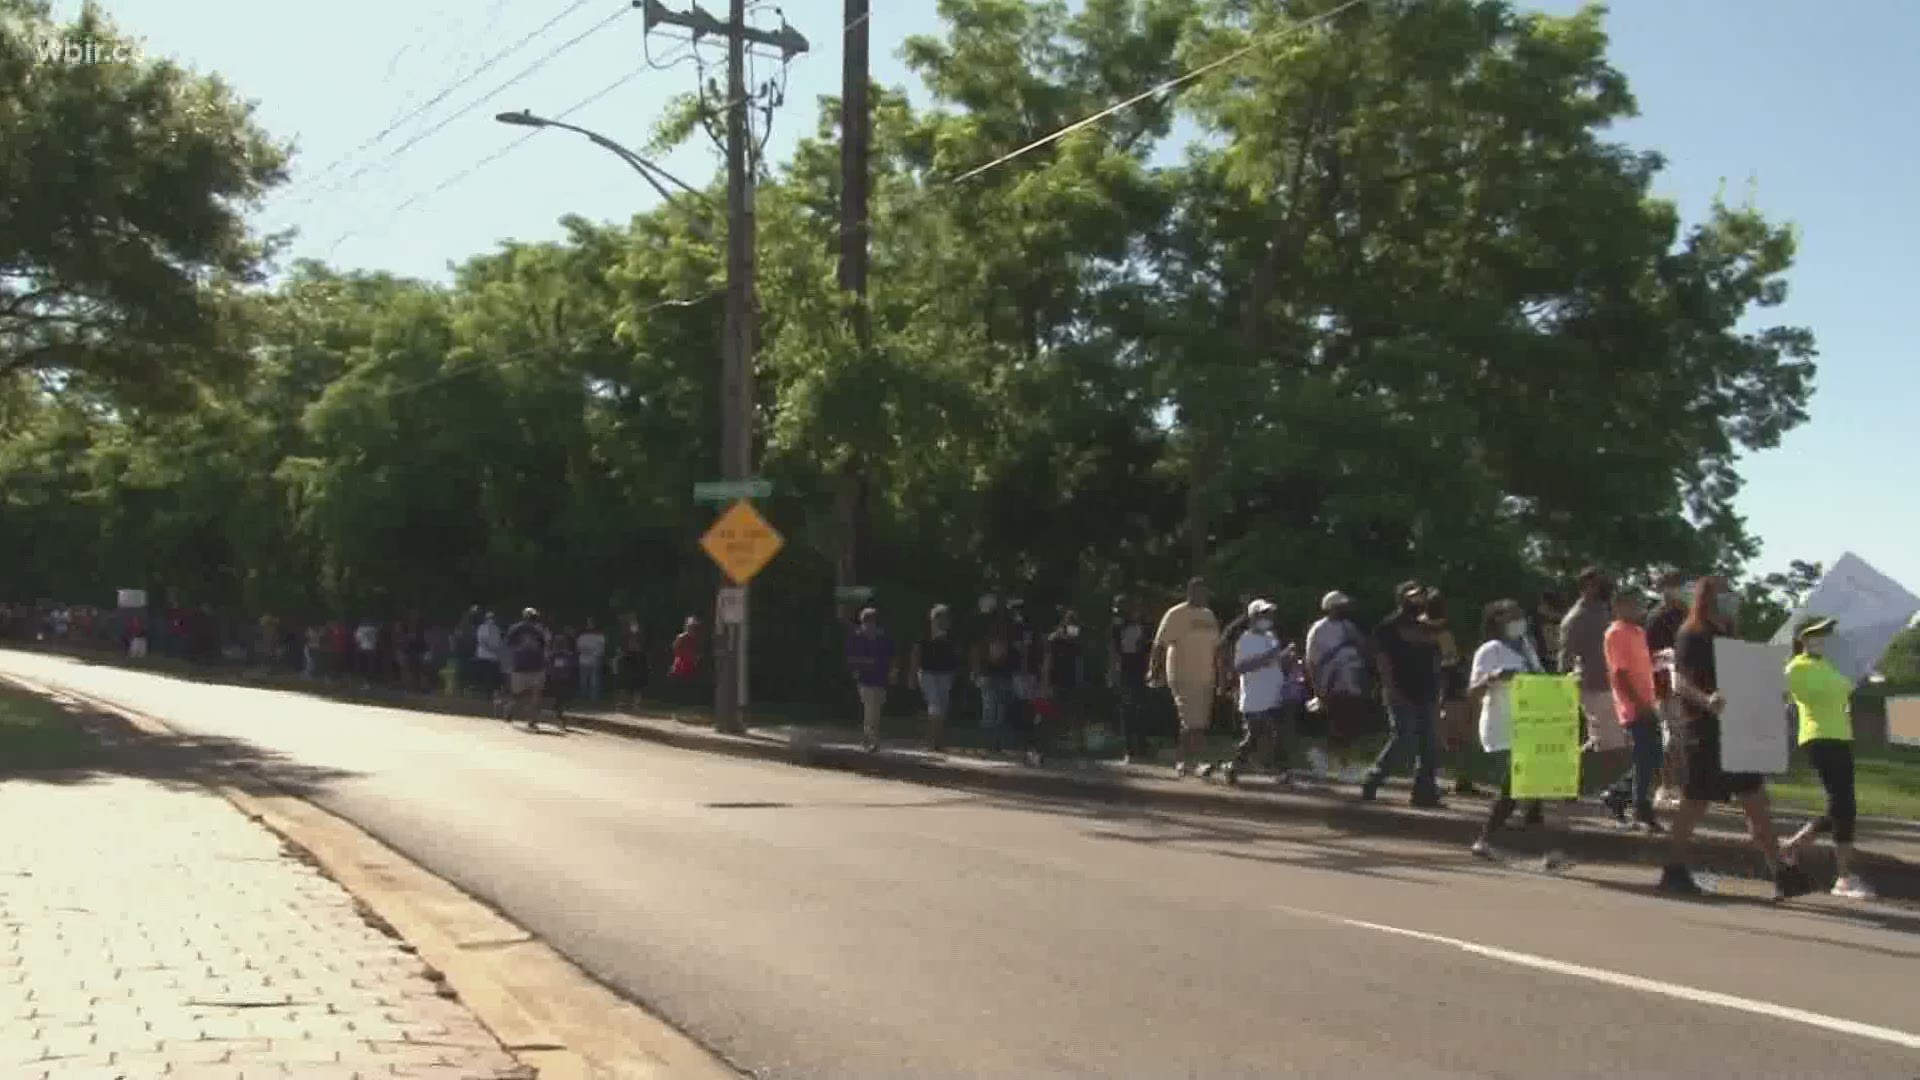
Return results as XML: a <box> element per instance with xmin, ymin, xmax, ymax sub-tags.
<box><xmin>0</xmin><ymin>673</ymin><xmax>739</xmax><ymax>1080</ymax></box>
<box><xmin>553</xmin><ymin>710</ymin><xmax>1920</xmax><ymax>902</ymax></box>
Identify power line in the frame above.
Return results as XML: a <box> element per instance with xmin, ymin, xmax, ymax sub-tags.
<box><xmin>324</xmin><ymin>51</ymin><xmax>687</xmax><ymax>258</ymax></box>
<box><xmin>950</xmin><ymin>0</ymin><xmax>1367</xmax><ymax>185</ymax></box>
<box><xmin>284</xmin><ymin>0</ymin><xmax>600</xmax><ymax>201</ymax></box>
<box><xmin>301</xmin><ymin>7</ymin><xmax>631</xmax><ymax>215</ymax></box>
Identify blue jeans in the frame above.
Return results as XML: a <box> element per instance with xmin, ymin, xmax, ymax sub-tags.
<box><xmin>977</xmin><ymin>674</ymin><xmax>1015</xmax><ymax>751</ymax></box>
<box><xmin>1368</xmin><ymin>696</ymin><xmax>1439</xmax><ymax>797</ymax></box>
<box><xmin>1605</xmin><ymin>718</ymin><xmax>1663</xmax><ymax>813</ymax></box>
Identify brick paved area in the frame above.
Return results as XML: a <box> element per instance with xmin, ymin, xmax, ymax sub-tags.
<box><xmin>0</xmin><ymin>773</ymin><xmax>530</xmax><ymax>1079</ymax></box>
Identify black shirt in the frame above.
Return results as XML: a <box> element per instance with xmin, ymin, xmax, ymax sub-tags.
<box><xmin>1647</xmin><ymin>603</ymin><xmax>1687</xmax><ymax>655</ymax></box>
<box><xmin>978</xmin><ymin>633</ymin><xmax>1016</xmax><ymax>677</ymax></box>
<box><xmin>918</xmin><ymin>634</ymin><xmax>959</xmax><ymax>673</ymax></box>
<box><xmin>1013</xmin><ymin>622</ymin><xmax>1045</xmax><ymax>677</ymax></box>
<box><xmin>1112</xmin><ymin>620</ymin><xmax>1150</xmax><ymax>686</ymax></box>
<box><xmin>1046</xmin><ymin>633</ymin><xmax>1084</xmax><ymax>690</ymax></box>
<box><xmin>1674</xmin><ymin>626</ymin><xmax>1718</xmax><ymax>721</ymax></box>
<box><xmin>1373</xmin><ymin>611</ymin><xmax>1440</xmax><ymax>701</ymax></box>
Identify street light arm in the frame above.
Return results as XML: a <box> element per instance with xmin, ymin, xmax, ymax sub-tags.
<box><xmin>496</xmin><ymin>110</ymin><xmax>716</xmax><ymax>237</ymax></box>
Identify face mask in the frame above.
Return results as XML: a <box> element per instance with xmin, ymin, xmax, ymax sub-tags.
<box><xmin>1255</xmin><ymin>617</ymin><xmax>1276</xmax><ymax>632</ymax></box>
<box><xmin>1065</xmin><ymin>625</ymin><xmax>1080</xmax><ymax>638</ymax></box>
<box><xmin>1504</xmin><ymin>619</ymin><xmax>1528</xmax><ymax>640</ymax></box>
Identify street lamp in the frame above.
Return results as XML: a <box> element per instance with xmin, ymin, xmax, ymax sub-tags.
<box><xmin>495</xmin><ymin>110</ymin><xmax>715</xmax><ymax>238</ymax></box>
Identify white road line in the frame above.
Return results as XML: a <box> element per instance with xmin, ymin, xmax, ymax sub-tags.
<box><xmin>1273</xmin><ymin>904</ymin><xmax>1920</xmax><ymax>1052</ymax></box>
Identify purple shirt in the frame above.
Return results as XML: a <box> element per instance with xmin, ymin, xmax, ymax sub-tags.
<box><xmin>846</xmin><ymin>630</ymin><xmax>895</xmax><ymax>688</ymax></box>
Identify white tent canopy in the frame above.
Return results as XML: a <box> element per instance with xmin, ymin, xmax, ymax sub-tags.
<box><xmin>1768</xmin><ymin>553</ymin><xmax>1920</xmax><ymax>683</ymax></box>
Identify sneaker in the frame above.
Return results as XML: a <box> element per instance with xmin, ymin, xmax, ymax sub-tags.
<box><xmin>1358</xmin><ymin>778</ymin><xmax>1379</xmax><ymax>802</ymax></box>
<box><xmin>1470</xmin><ymin>839</ymin><xmax>1499</xmax><ymax>860</ymax></box>
<box><xmin>1773</xmin><ymin>863</ymin><xmax>1815</xmax><ymax>901</ymax></box>
<box><xmin>1634</xmin><ymin>815</ymin><xmax>1667</xmax><ymax>836</ymax></box>
<box><xmin>1174</xmin><ymin>761</ymin><xmax>1190</xmax><ymax>778</ymax></box>
<box><xmin>1658</xmin><ymin>864</ymin><xmax>1704</xmax><ymax>896</ymax></box>
<box><xmin>1602</xmin><ymin>788</ymin><xmax>1631</xmax><ymax>826</ymax></box>
<box><xmin>1222</xmin><ymin>762</ymin><xmax>1240</xmax><ymax>787</ymax></box>
<box><xmin>1831</xmin><ymin>875</ymin><xmax>1877</xmax><ymax>900</ymax></box>
<box><xmin>1541</xmin><ymin>850</ymin><xmax>1574</xmax><ymax>873</ymax></box>
<box><xmin>1197</xmin><ymin>762</ymin><xmax>1218</xmax><ymax>780</ymax></box>
<box><xmin>1654</xmin><ymin>788</ymin><xmax>1681</xmax><ymax>810</ymax></box>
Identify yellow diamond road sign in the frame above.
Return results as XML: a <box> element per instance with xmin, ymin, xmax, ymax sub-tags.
<box><xmin>700</xmin><ymin>499</ymin><xmax>783</xmax><ymax>585</ymax></box>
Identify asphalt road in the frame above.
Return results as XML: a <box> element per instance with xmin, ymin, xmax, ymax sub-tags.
<box><xmin>6</xmin><ymin>650</ymin><xmax>1920</xmax><ymax>1079</ymax></box>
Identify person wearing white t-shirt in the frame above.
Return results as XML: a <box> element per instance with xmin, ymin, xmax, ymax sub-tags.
<box><xmin>576</xmin><ymin>619</ymin><xmax>608</xmax><ymax>703</ymax></box>
<box><xmin>1469</xmin><ymin>598</ymin><xmax>1548</xmax><ymax>858</ymax></box>
<box><xmin>1221</xmin><ymin>600</ymin><xmax>1293</xmax><ymax>786</ymax></box>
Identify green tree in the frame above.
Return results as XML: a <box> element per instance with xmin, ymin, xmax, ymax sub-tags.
<box><xmin>0</xmin><ymin>0</ymin><xmax>286</xmax><ymax>415</ymax></box>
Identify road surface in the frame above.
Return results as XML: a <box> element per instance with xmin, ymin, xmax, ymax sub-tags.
<box><xmin>5</xmin><ymin>650</ymin><xmax>1919</xmax><ymax>1078</ymax></box>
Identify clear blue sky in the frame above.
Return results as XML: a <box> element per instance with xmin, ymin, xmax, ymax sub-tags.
<box><xmin>70</xmin><ymin>0</ymin><xmax>1920</xmax><ymax>592</ymax></box>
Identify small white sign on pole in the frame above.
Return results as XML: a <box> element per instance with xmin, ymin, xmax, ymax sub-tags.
<box><xmin>116</xmin><ymin>588</ymin><xmax>147</xmax><ymax>609</ymax></box>
<box><xmin>1716</xmin><ymin>639</ymin><xmax>1791</xmax><ymax>774</ymax></box>
<box><xmin>716</xmin><ymin>586</ymin><xmax>746</xmax><ymax>626</ymax></box>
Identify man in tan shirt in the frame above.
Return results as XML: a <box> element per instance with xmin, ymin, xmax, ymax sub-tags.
<box><xmin>1149</xmin><ymin>577</ymin><xmax>1221</xmax><ymax>777</ymax></box>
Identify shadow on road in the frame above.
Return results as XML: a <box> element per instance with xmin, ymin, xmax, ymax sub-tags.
<box><xmin>0</xmin><ymin>703</ymin><xmax>362</xmax><ymax>800</ymax></box>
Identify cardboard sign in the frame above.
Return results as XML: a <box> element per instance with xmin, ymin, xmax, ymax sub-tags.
<box><xmin>1717</xmin><ymin>638</ymin><xmax>1792</xmax><ymax>774</ymax></box>
<box><xmin>1509</xmin><ymin>674</ymin><xmax>1581</xmax><ymax>799</ymax></box>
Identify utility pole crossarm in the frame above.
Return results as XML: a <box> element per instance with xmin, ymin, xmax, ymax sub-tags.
<box><xmin>637</xmin><ymin>0</ymin><xmax>809</xmax><ymax>59</ymax></box>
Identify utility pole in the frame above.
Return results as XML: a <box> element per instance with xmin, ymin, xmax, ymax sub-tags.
<box><xmin>834</xmin><ymin>0</ymin><xmax>872</xmax><ymax>618</ymax></box>
<box><xmin>639</xmin><ymin>0</ymin><xmax>806</xmax><ymax>734</ymax></box>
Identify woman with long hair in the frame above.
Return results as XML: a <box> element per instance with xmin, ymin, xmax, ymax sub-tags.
<box><xmin>1780</xmin><ymin>618</ymin><xmax>1874</xmax><ymax>898</ymax></box>
<box><xmin>1468</xmin><ymin>599</ymin><xmax>1548</xmax><ymax>857</ymax></box>
<box><xmin>1658</xmin><ymin>575</ymin><xmax>1813</xmax><ymax>898</ymax></box>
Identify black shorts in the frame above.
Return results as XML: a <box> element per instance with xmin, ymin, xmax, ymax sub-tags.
<box><xmin>1681</xmin><ymin>711</ymin><xmax>1764</xmax><ymax>802</ymax></box>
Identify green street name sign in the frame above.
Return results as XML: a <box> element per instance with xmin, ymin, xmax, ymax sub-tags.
<box><xmin>693</xmin><ymin>479</ymin><xmax>773</xmax><ymax>503</ymax></box>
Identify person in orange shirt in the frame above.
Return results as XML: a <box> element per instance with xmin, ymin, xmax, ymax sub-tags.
<box><xmin>1600</xmin><ymin>589</ymin><xmax>1665</xmax><ymax>832</ymax></box>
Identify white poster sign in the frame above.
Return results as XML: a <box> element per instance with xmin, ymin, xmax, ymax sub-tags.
<box><xmin>1889</xmin><ymin>696</ymin><xmax>1920</xmax><ymax>749</ymax></box>
<box><xmin>1717</xmin><ymin>639</ymin><xmax>1791</xmax><ymax>775</ymax></box>
<box><xmin>116</xmin><ymin>588</ymin><xmax>147</xmax><ymax>609</ymax></box>
<box><xmin>1768</xmin><ymin>553</ymin><xmax>1920</xmax><ymax>683</ymax></box>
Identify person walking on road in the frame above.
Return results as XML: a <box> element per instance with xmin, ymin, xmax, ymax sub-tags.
<box><xmin>576</xmin><ymin>619</ymin><xmax>607</xmax><ymax>704</ymax></box>
<box><xmin>1647</xmin><ymin>572</ymin><xmax>1691</xmax><ymax>808</ymax></box>
<box><xmin>1304</xmin><ymin>591</ymin><xmax>1371</xmax><ymax>781</ymax></box>
<box><xmin>1657</xmin><ymin>576</ymin><xmax>1813</xmax><ymax>899</ymax></box>
<box><xmin>974</xmin><ymin>615</ymin><xmax>1019</xmax><ymax>755</ymax></box>
<box><xmin>1149</xmin><ymin>577</ymin><xmax>1220</xmax><ymax>778</ymax></box>
<box><xmin>504</xmin><ymin>608</ymin><xmax>551</xmax><ymax>732</ymax></box>
<box><xmin>1041</xmin><ymin>608</ymin><xmax>1088</xmax><ymax>759</ymax></box>
<box><xmin>1008</xmin><ymin>598</ymin><xmax>1044</xmax><ymax>745</ymax></box>
<box><xmin>546</xmin><ymin>626</ymin><xmax>579</xmax><ymax>731</ymax></box>
<box><xmin>669</xmin><ymin>617</ymin><xmax>703</xmax><ymax>698</ymax></box>
<box><xmin>1362</xmin><ymin>581</ymin><xmax>1446</xmax><ymax>807</ymax></box>
<box><xmin>1600</xmin><ymin>589</ymin><xmax>1666</xmax><ymax>833</ymax></box>
<box><xmin>1563</xmin><ymin>568</ymin><xmax>1631</xmax><ymax>809</ymax></box>
<box><xmin>476</xmin><ymin>611</ymin><xmax>505</xmax><ymax>711</ymax></box>
<box><xmin>912</xmin><ymin>605</ymin><xmax>960</xmax><ymax>751</ymax></box>
<box><xmin>616</xmin><ymin>615</ymin><xmax>649</xmax><ymax>712</ymax></box>
<box><xmin>1469</xmin><ymin>599</ymin><xmax>1548</xmax><ymax>857</ymax></box>
<box><xmin>451</xmin><ymin>607</ymin><xmax>480</xmax><ymax>695</ymax></box>
<box><xmin>1221</xmin><ymin>600</ymin><xmax>1292</xmax><ymax>786</ymax></box>
<box><xmin>1109</xmin><ymin>594</ymin><xmax>1154</xmax><ymax>764</ymax></box>
<box><xmin>846</xmin><ymin>607</ymin><xmax>896</xmax><ymax>752</ymax></box>
<box><xmin>1780</xmin><ymin>618</ymin><xmax>1875</xmax><ymax>899</ymax></box>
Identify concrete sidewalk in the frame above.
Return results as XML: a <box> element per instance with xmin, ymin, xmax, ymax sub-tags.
<box><xmin>0</xmin><ymin>770</ymin><xmax>530</xmax><ymax>1078</ymax></box>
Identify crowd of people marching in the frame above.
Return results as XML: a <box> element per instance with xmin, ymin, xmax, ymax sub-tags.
<box><xmin>845</xmin><ymin>568</ymin><xmax>1874</xmax><ymax>901</ymax></box>
<box><xmin>6</xmin><ymin>563</ymin><xmax>1874</xmax><ymax>901</ymax></box>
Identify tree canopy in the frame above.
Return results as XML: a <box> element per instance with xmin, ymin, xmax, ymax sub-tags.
<box><xmin>0</xmin><ymin>0</ymin><xmax>1822</xmax><ymax>703</ymax></box>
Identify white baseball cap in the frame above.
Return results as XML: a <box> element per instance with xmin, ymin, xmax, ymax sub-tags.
<box><xmin>1247</xmin><ymin>599</ymin><xmax>1278</xmax><ymax>619</ymax></box>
